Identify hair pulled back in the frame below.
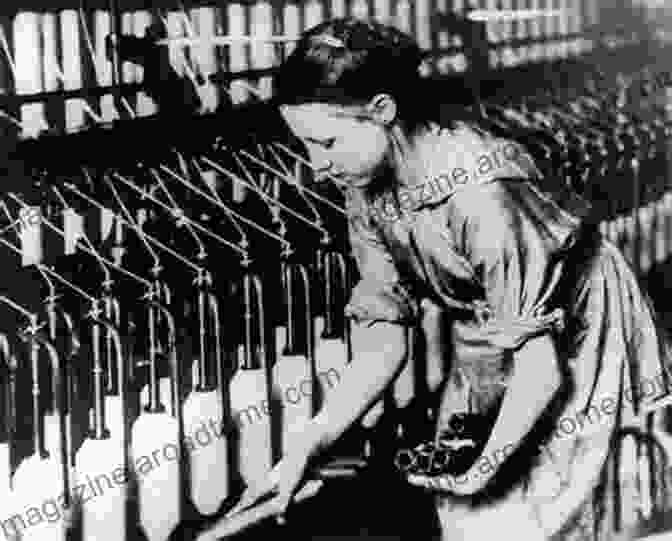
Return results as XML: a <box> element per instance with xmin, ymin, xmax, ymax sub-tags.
<box><xmin>274</xmin><ymin>17</ymin><xmax>433</xmax><ymax>131</ymax></box>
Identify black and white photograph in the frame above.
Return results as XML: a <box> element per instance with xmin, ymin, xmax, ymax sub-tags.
<box><xmin>1</xmin><ymin>1</ymin><xmax>672</xmax><ymax>539</ymax></box>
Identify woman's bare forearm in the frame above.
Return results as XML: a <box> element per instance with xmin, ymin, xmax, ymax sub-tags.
<box><xmin>309</xmin><ymin>321</ymin><xmax>409</xmax><ymax>450</ymax></box>
<box><xmin>459</xmin><ymin>335</ymin><xmax>562</xmax><ymax>492</ymax></box>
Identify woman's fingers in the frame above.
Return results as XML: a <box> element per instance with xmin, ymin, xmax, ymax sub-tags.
<box><xmin>361</xmin><ymin>398</ymin><xmax>384</xmax><ymax>428</ymax></box>
<box><xmin>406</xmin><ymin>473</ymin><xmax>456</xmax><ymax>493</ymax></box>
<box><xmin>228</xmin><ymin>466</ymin><xmax>282</xmax><ymax>518</ymax></box>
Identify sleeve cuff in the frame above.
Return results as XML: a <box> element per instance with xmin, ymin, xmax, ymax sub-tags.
<box><xmin>457</xmin><ymin>307</ymin><xmax>566</xmax><ymax>351</ymax></box>
<box><xmin>345</xmin><ymin>280</ymin><xmax>419</xmax><ymax>326</ymax></box>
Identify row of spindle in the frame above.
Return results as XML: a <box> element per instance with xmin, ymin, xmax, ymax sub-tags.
<box><xmin>1</xmin><ymin>52</ymin><xmax>672</xmax><ymax>540</ymax></box>
<box><xmin>0</xmin><ymin>0</ymin><xmax>604</xmax><ymax>138</ymax></box>
<box><xmin>0</xmin><ymin>134</ymin><xmax>368</xmax><ymax>541</ymax></box>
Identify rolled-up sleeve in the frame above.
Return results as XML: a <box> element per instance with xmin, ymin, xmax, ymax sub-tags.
<box><xmin>452</xmin><ymin>180</ymin><xmax>579</xmax><ymax>351</ymax></box>
<box><xmin>345</xmin><ymin>213</ymin><xmax>418</xmax><ymax>326</ymax></box>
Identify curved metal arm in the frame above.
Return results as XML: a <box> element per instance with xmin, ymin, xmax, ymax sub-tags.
<box><xmin>296</xmin><ymin>262</ymin><xmax>319</xmax><ymax>415</ymax></box>
<box><xmin>321</xmin><ymin>251</ymin><xmax>349</xmax><ymax>340</ymax></box>
<box><xmin>241</xmin><ymin>271</ymin><xmax>268</xmax><ymax>371</ymax></box>
<box><xmin>20</xmin><ymin>329</ymin><xmax>71</xmax><ymax>507</ymax></box>
<box><xmin>0</xmin><ymin>332</ymin><xmax>12</xmax><ymax>442</ymax></box>
<box><xmin>193</xmin><ymin>270</ymin><xmax>217</xmax><ymax>391</ymax></box>
<box><xmin>145</xmin><ymin>299</ymin><xmax>179</xmax><ymax>414</ymax></box>
<box><xmin>281</xmin><ymin>259</ymin><xmax>314</xmax><ymax>359</ymax></box>
<box><xmin>87</xmin><ymin>302</ymin><xmax>110</xmax><ymax>440</ymax></box>
<box><xmin>142</xmin><ymin>284</ymin><xmax>167</xmax><ymax>414</ymax></box>
<box><xmin>102</xmin><ymin>293</ymin><xmax>122</xmax><ymax>395</ymax></box>
<box><xmin>144</xmin><ymin>299</ymin><xmax>176</xmax><ymax>351</ymax></box>
<box><xmin>207</xmin><ymin>290</ymin><xmax>224</xmax><ymax>391</ymax></box>
<box><xmin>45</xmin><ymin>297</ymin><xmax>81</xmax><ymax>361</ymax></box>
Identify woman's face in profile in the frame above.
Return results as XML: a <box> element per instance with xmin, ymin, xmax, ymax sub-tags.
<box><xmin>280</xmin><ymin>103</ymin><xmax>390</xmax><ymax>188</ymax></box>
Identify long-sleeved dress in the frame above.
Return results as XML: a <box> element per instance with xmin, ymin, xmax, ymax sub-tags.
<box><xmin>343</xmin><ymin>122</ymin><xmax>672</xmax><ymax>540</ymax></box>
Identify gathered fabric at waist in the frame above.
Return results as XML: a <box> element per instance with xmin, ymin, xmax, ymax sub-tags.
<box><xmin>442</xmin><ymin>223</ymin><xmax>603</xmax><ymax>417</ymax></box>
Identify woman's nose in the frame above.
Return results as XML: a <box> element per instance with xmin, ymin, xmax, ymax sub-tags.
<box><xmin>305</xmin><ymin>144</ymin><xmax>331</xmax><ymax>168</ymax></box>
<box><xmin>308</xmin><ymin>150</ymin><xmax>334</xmax><ymax>180</ymax></box>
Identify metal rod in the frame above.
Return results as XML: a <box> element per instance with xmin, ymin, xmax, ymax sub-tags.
<box><xmin>108</xmin><ymin>0</ymin><xmax>124</xmax><ymax>116</ymax></box>
<box><xmin>264</xmin><ymin>144</ymin><xmax>326</xmax><ymax>225</ymax></box>
<box><xmin>111</xmin><ymin>173</ymin><xmax>249</xmax><ymax>257</ymax></box>
<box><xmin>269</xmin><ymin>143</ymin><xmax>350</xmax><ymax>215</ymax></box>
<box><xmin>203</xmin><ymin>156</ymin><xmax>329</xmax><ymax>235</ymax></box>
<box><xmin>156</xmin><ymin>35</ymin><xmax>300</xmax><ymax>47</ymax></box>
<box><xmin>158</xmin><ymin>164</ymin><xmax>290</xmax><ymax>248</ymax></box>
<box><xmin>189</xmin><ymin>155</ymin><xmax>250</xmax><ymax>248</ymax></box>
<box><xmin>52</xmin><ymin>186</ymin><xmax>115</xmax><ymax>288</ymax></box>
<box><xmin>63</xmin><ymin>182</ymin><xmax>204</xmax><ymax>274</ymax></box>
<box><xmin>467</xmin><ymin>8</ymin><xmax>568</xmax><ymax>22</ymax></box>
<box><xmin>148</xmin><ymin>168</ymin><xmax>207</xmax><ymax>259</ymax></box>
<box><xmin>7</xmin><ymin>193</ymin><xmax>152</xmax><ymax>289</ymax></box>
<box><xmin>102</xmin><ymin>175</ymin><xmax>163</xmax><ymax>273</ymax></box>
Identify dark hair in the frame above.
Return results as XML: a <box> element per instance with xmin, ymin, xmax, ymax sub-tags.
<box><xmin>274</xmin><ymin>17</ymin><xmax>434</xmax><ymax>131</ymax></box>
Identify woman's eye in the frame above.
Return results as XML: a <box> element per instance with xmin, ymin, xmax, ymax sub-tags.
<box><xmin>322</xmin><ymin>138</ymin><xmax>336</xmax><ymax>149</ymax></box>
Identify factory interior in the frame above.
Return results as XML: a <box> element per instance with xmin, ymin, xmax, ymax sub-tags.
<box><xmin>1</xmin><ymin>0</ymin><xmax>672</xmax><ymax>539</ymax></box>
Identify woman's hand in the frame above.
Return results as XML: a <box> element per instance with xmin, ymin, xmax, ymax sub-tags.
<box><xmin>231</xmin><ymin>420</ymin><xmax>325</xmax><ymax>518</ymax></box>
<box><xmin>405</xmin><ymin>471</ymin><xmax>483</xmax><ymax>496</ymax></box>
<box><xmin>195</xmin><ymin>421</ymin><xmax>326</xmax><ymax>541</ymax></box>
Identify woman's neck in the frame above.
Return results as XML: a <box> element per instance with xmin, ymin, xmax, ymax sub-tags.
<box><xmin>387</xmin><ymin>121</ymin><xmax>440</xmax><ymax>189</ymax></box>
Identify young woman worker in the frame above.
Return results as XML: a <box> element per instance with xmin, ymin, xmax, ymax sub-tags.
<box><xmin>200</xmin><ymin>17</ymin><xmax>672</xmax><ymax>541</ymax></box>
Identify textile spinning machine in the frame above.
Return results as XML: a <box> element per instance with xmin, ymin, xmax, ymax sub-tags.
<box><xmin>0</xmin><ymin>0</ymin><xmax>672</xmax><ymax>539</ymax></box>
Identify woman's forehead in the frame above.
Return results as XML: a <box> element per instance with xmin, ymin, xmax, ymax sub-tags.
<box><xmin>281</xmin><ymin>103</ymin><xmax>361</xmax><ymax>137</ymax></box>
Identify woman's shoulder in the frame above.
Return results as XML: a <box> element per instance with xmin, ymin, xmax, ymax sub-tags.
<box><xmin>423</xmin><ymin>123</ymin><xmax>587</xmax><ymax>224</ymax></box>
<box><xmin>387</xmin><ymin>123</ymin><xmax>541</xmax><ymax>213</ymax></box>
<box><xmin>427</xmin><ymin>122</ymin><xmax>541</xmax><ymax>183</ymax></box>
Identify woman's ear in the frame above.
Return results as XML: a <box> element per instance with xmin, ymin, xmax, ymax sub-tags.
<box><xmin>365</xmin><ymin>94</ymin><xmax>397</xmax><ymax>126</ymax></box>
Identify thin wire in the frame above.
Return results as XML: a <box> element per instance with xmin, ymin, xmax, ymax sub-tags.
<box><xmin>148</xmin><ymin>167</ymin><xmax>206</xmax><ymax>258</ymax></box>
<box><xmin>202</xmin><ymin>156</ymin><xmax>329</xmax><ymax>234</ymax></box>
<box><xmin>0</xmin><ymin>202</ymin><xmax>97</xmax><ymax>303</ymax></box>
<box><xmin>120</xmin><ymin>97</ymin><xmax>137</xmax><ymax>118</ymax></box>
<box><xmin>0</xmin><ymin>295</ymin><xmax>36</xmax><ymax>321</ymax></box>
<box><xmin>7</xmin><ymin>192</ymin><xmax>152</xmax><ymax>289</ymax></box>
<box><xmin>0</xmin><ymin>26</ymin><xmax>17</xmax><ymax>81</ymax></box>
<box><xmin>249</xmin><ymin>144</ymin><xmax>323</xmax><ymax>225</ymax></box>
<box><xmin>230</xmin><ymin>151</ymin><xmax>283</xmax><ymax>219</ymax></box>
<box><xmin>0</xmin><ymin>110</ymin><xmax>23</xmax><ymax>130</ymax></box>
<box><xmin>0</xmin><ymin>235</ymin><xmax>97</xmax><ymax>303</ymax></box>
<box><xmin>269</xmin><ymin>143</ymin><xmax>349</xmax><ymax>214</ymax></box>
<box><xmin>244</xmin><ymin>146</ymin><xmax>346</xmax><ymax>216</ymax></box>
<box><xmin>111</xmin><ymin>172</ymin><xmax>249</xmax><ymax>256</ymax></box>
<box><xmin>157</xmin><ymin>164</ymin><xmax>289</xmax><ymax>247</ymax></box>
<box><xmin>156</xmin><ymin>35</ymin><xmax>301</xmax><ymax>46</ymax></box>
<box><xmin>63</xmin><ymin>182</ymin><xmax>204</xmax><ymax>273</ymax></box>
<box><xmin>102</xmin><ymin>174</ymin><xmax>163</xmax><ymax>270</ymax></box>
<box><xmin>78</xmin><ymin>6</ymin><xmax>103</xmax><ymax>85</ymax></box>
<box><xmin>189</xmin><ymin>155</ymin><xmax>249</xmax><ymax>247</ymax></box>
<box><xmin>51</xmin><ymin>186</ymin><xmax>113</xmax><ymax>286</ymax></box>
<box><xmin>158</xmin><ymin>11</ymin><xmax>199</xmax><ymax>85</ymax></box>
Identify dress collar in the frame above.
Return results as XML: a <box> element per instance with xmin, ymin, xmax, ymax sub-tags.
<box><xmin>346</xmin><ymin>123</ymin><xmax>542</xmax><ymax>225</ymax></box>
